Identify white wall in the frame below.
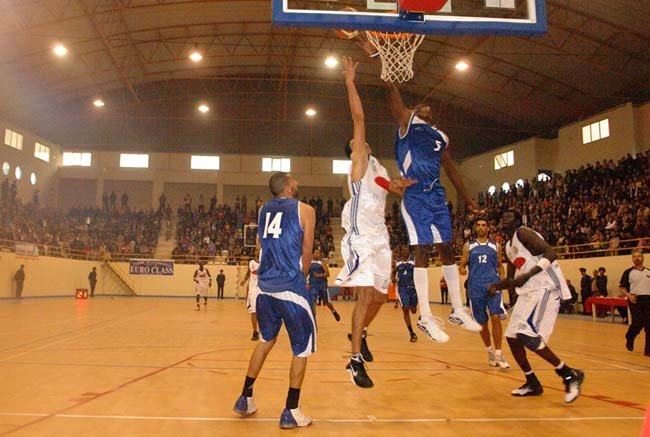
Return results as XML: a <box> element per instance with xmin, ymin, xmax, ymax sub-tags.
<box><xmin>634</xmin><ymin>102</ymin><xmax>650</xmax><ymax>153</ymax></box>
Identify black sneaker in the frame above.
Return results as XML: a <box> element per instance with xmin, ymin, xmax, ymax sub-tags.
<box><xmin>346</xmin><ymin>357</ymin><xmax>373</xmax><ymax>388</ymax></box>
<box><xmin>333</xmin><ymin>311</ymin><xmax>341</xmax><ymax>322</ymax></box>
<box><xmin>625</xmin><ymin>339</ymin><xmax>634</xmax><ymax>351</ymax></box>
<box><xmin>563</xmin><ymin>369</ymin><xmax>585</xmax><ymax>403</ymax></box>
<box><xmin>251</xmin><ymin>331</ymin><xmax>260</xmax><ymax>341</ymax></box>
<box><xmin>347</xmin><ymin>333</ymin><xmax>373</xmax><ymax>362</ymax></box>
<box><xmin>511</xmin><ymin>382</ymin><xmax>544</xmax><ymax>397</ymax></box>
<box><xmin>410</xmin><ymin>332</ymin><xmax>418</xmax><ymax>342</ymax></box>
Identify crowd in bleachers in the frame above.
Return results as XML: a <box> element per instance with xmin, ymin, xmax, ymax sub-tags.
<box><xmin>171</xmin><ymin>194</ymin><xmax>341</xmax><ymax>261</ymax></box>
<box><xmin>0</xmin><ymin>187</ymin><xmax>160</xmax><ymax>258</ymax></box>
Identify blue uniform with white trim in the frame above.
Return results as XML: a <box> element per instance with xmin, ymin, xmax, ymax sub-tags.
<box><xmin>257</xmin><ymin>197</ymin><xmax>316</xmax><ymax>357</ymax></box>
<box><xmin>395</xmin><ymin>113</ymin><xmax>452</xmax><ymax>245</ymax></box>
<box><xmin>467</xmin><ymin>239</ymin><xmax>505</xmax><ymax>324</ymax></box>
<box><xmin>308</xmin><ymin>260</ymin><xmax>330</xmax><ymax>303</ymax></box>
<box><xmin>396</xmin><ymin>259</ymin><xmax>418</xmax><ymax>308</ymax></box>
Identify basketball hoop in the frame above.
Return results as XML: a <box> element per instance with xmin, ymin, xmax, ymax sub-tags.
<box><xmin>365</xmin><ymin>30</ymin><xmax>425</xmax><ymax>83</ymax></box>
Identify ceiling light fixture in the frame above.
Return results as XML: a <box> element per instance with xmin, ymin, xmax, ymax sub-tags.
<box><xmin>53</xmin><ymin>44</ymin><xmax>68</xmax><ymax>57</ymax></box>
<box><xmin>305</xmin><ymin>107</ymin><xmax>316</xmax><ymax>117</ymax></box>
<box><xmin>93</xmin><ymin>99</ymin><xmax>105</xmax><ymax>108</ymax></box>
<box><xmin>455</xmin><ymin>61</ymin><xmax>469</xmax><ymax>71</ymax></box>
<box><xmin>324</xmin><ymin>56</ymin><xmax>338</xmax><ymax>68</ymax></box>
<box><xmin>198</xmin><ymin>104</ymin><xmax>210</xmax><ymax>113</ymax></box>
<box><xmin>189</xmin><ymin>51</ymin><xmax>203</xmax><ymax>62</ymax></box>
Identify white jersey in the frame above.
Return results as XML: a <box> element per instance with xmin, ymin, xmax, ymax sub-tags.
<box><xmin>505</xmin><ymin>227</ymin><xmax>571</xmax><ymax>299</ymax></box>
<box><xmin>194</xmin><ymin>268</ymin><xmax>211</xmax><ymax>286</ymax></box>
<box><xmin>341</xmin><ymin>155</ymin><xmax>389</xmax><ymax>236</ymax></box>
<box><xmin>248</xmin><ymin>259</ymin><xmax>260</xmax><ymax>291</ymax></box>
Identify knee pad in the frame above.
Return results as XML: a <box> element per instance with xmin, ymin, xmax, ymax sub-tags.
<box><xmin>516</xmin><ymin>333</ymin><xmax>544</xmax><ymax>351</ymax></box>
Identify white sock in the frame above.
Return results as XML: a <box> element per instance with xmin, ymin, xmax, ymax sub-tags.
<box><xmin>414</xmin><ymin>268</ymin><xmax>432</xmax><ymax>317</ymax></box>
<box><xmin>442</xmin><ymin>264</ymin><xmax>462</xmax><ymax>309</ymax></box>
<box><xmin>495</xmin><ymin>349</ymin><xmax>502</xmax><ymax>355</ymax></box>
<box><xmin>486</xmin><ymin>346</ymin><xmax>494</xmax><ymax>352</ymax></box>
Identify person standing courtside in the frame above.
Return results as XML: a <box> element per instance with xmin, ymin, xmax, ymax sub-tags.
<box><xmin>335</xmin><ymin>57</ymin><xmax>415</xmax><ymax>388</ymax></box>
<box><xmin>578</xmin><ymin>268</ymin><xmax>592</xmax><ymax>314</ymax></box>
<box><xmin>217</xmin><ymin>270</ymin><xmax>226</xmax><ymax>299</ymax></box>
<box><xmin>459</xmin><ymin>218</ymin><xmax>510</xmax><ymax>369</ymax></box>
<box><xmin>14</xmin><ymin>265</ymin><xmax>25</xmax><ymax>299</ymax></box>
<box><xmin>88</xmin><ymin>267</ymin><xmax>97</xmax><ymax>297</ymax></box>
<box><xmin>233</xmin><ymin>172</ymin><xmax>316</xmax><ymax>428</ymax></box>
<box><xmin>619</xmin><ymin>249</ymin><xmax>650</xmax><ymax>357</ymax></box>
<box><xmin>488</xmin><ymin>210</ymin><xmax>584</xmax><ymax>403</ymax></box>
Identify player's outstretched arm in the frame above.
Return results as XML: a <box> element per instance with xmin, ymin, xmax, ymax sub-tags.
<box><xmin>386</xmin><ymin>83</ymin><xmax>411</xmax><ymax>133</ymax></box>
<box><xmin>299</xmin><ymin>202</ymin><xmax>316</xmax><ymax>276</ymax></box>
<box><xmin>342</xmin><ymin>56</ymin><xmax>369</xmax><ymax>182</ymax></box>
<box><xmin>458</xmin><ymin>242</ymin><xmax>469</xmax><ymax>276</ymax></box>
<box><xmin>440</xmin><ymin>149</ymin><xmax>479</xmax><ymax>212</ymax></box>
<box><xmin>240</xmin><ymin>267</ymin><xmax>251</xmax><ymax>286</ymax></box>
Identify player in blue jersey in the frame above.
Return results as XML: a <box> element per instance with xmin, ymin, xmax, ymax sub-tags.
<box><xmin>387</xmin><ymin>84</ymin><xmax>482</xmax><ymax>342</ymax></box>
<box><xmin>233</xmin><ymin>172</ymin><xmax>317</xmax><ymax>429</ymax></box>
<box><xmin>394</xmin><ymin>246</ymin><xmax>418</xmax><ymax>342</ymax></box>
<box><xmin>459</xmin><ymin>218</ymin><xmax>510</xmax><ymax>369</ymax></box>
<box><xmin>308</xmin><ymin>248</ymin><xmax>341</xmax><ymax>322</ymax></box>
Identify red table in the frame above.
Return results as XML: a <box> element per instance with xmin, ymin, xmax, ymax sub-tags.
<box><xmin>585</xmin><ymin>297</ymin><xmax>629</xmax><ymax>324</ymax></box>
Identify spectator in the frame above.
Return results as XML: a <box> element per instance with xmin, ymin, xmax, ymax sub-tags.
<box><xmin>217</xmin><ymin>270</ymin><xmax>226</xmax><ymax>299</ymax></box>
<box><xmin>596</xmin><ymin>267</ymin><xmax>608</xmax><ymax>296</ymax></box>
<box><xmin>440</xmin><ymin>277</ymin><xmax>448</xmax><ymax>305</ymax></box>
<box><xmin>110</xmin><ymin>191</ymin><xmax>116</xmax><ymax>211</ymax></box>
<box><xmin>88</xmin><ymin>266</ymin><xmax>97</xmax><ymax>297</ymax></box>
<box><xmin>560</xmin><ymin>280</ymin><xmax>578</xmax><ymax>314</ymax></box>
<box><xmin>121</xmin><ymin>192</ymin><xmax>129</xmax><ymax>210</ymax></box>
<box><xmin>579</xmin><ymin>267</ymin><xmax>592</xmax><ymax>314</ymax></box>
<box><xmin>14</xmin><ymin>265</ymin><xmax>25</xmax><ymax>298</ymax></box>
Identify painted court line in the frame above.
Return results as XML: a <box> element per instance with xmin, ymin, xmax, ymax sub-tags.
<box><xmin>0</xmin><ymin>412</ymin><xmax>643</xmax><ymax>424</ymax></box>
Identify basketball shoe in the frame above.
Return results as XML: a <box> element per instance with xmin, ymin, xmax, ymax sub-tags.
<box><xmin>448</xmin><ymin>307</ymin><xmax>482</xmax><ymax>332</ymax></box>
<box><xmin>511</xmin><ymin>381</ymin><xmax>543</xmax><ymax>397</ymax></box>
<box><xmin>233</xmin><ymin>395</ymin><xmax>257</xmax><ymax>416</ymax></box>
<box><xmin>347</xmin><ymin>332</ymin><xmax>373</xmax><ymax>362</ymax></box>
<box><xmin>559</xmin><ymin>368</ymin><xmax>584</xmax><ymax>403</ymax></box>
<box><xmin>279</xmin><ymin>408</ymin><xmax>312</xmax><ymax>429</ymax></box>
<box><xmin>417</xmin><ymin>315</ymin><xmax>450</xmax><ymax>343</ymax></box>
<box><xmin>346</xmin><ymin>355</ymin><xmax>373</xmax><ymax>388</ymax></box>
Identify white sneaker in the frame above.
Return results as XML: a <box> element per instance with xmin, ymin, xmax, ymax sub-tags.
<box><xmin>417</xmin><ymin>315</ymin><xmax>450</xmax><ymax>343</ymax></box>
<box><xmin>448</xmin><ymin>307</ymin><xmax>482</xmax><ymax>332</ymax></box>
<box><xmin>488</xmin><ymin>348</ymin><xmax>497</xmax><ymax>367</ymax></box>
<box><xmin>495</xmin><ymin>351</ymin><xmax>510</xmax><ymax>369</ymax></box>
<box><xmin>280</xmin><ymin>407</ymin><xmax>312</xmax><ymax>429</ymax></box>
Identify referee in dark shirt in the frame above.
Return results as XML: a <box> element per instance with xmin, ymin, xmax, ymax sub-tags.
<box><xmin>619</xmin><ymin>249</ymin><xmax>650</xmax><ymax>356</ymax></box>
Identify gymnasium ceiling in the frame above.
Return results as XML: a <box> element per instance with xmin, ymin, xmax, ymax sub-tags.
<box><xmin>0</xmin><ymin>0</ymin><xmax>649</xmax><ymax>159</ymax></box>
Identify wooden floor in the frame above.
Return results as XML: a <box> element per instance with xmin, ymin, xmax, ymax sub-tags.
<box><xmin>0</xmin><ymin>297</ymin><xmax>647</xmax><ymax>436</ymax></box>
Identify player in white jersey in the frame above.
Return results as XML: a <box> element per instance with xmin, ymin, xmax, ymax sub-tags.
<box><xmin>336</xmin><ymin>57</ymin><xmax>415</xmax><ymax>389</ymax></box>
<box><xmin>488</xmin><ymin>211</ymin><xmax>584</xmax><ymax>403</ymax></box>
<box><xmin>193</xmin><ymin>262</ymin><xmax>212</xmax><ymax>311</ymax></box>
<box><xmin>240</xmin><ymin>248</ymin><xmax>261</xmax><ymax>341</ymax></box>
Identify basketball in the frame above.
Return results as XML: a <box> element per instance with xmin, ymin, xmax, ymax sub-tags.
<box><xmin>335</xmin><ymin>7</ymin><xmax>360</xmax><ymax>39</ymax></box>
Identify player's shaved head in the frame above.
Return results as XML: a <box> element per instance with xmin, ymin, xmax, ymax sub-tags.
<box><xmin>269</xmin><ymin>172</ymin><xmax>290</xmax><ymax>196</ymax></box>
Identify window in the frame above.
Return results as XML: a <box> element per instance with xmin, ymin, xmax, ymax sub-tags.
<box><xmin>494</xmin><ymin>150</ymin><xmax>514</xmax><ymax>170</ymax></box>
<box><xmin>34</xmin><ymin>142</ymin><xmax>50</xmax><ymax>162</ymax></box>
<box><xmin>262</xmin><ymin>157</ymin><xmax>290</xmax><ymax>172</ymax></box>
<box><xmin>15</xmin><ymin>166</ymin><xmax>22</xmax><ymax>180</ymax></box>
<box><xmin>486</xmin><ymin>0</ymin><xmax>515</xmax><ymax>8</ymax></box>
<box><xmin>515</xmin><ymin>179</ymin><xmax>524</xmax><ymax>188</ymax></box>
<box><xmin>487</xmin><ymin>185</ymin><xmax>496</xmax><ymax>196</ymax></box>
<box><xmin>191</xmin><ymin>155</ymin><xmax>220</xmax><ymax>170</ymax></box>
<box><xmin>537</xmin><ymin>172</ymin><xmax>551</xmax><ymax>182</ymax></box>
<box><xmin>582</xmin><ymin>118</ymin><xmax>609</xmax><ymax>144</ymax></box>
<box><xmin>4</xmin><ymin>129</ymin><xmax>23</xmax><ymax>150</ymax></box>
<box><xmin>120</xmin><ymin>153</ymin><xmax>149</xmax><ymax>168</ymax></box>
<box><xmin>30</xmin><ymin>172</ymin><xmax>37</xmax><ymax>185</ymax></box>
<box><xmin>62</xmin><ymin>152</ymin><xmax>92</xmax><ymax>166</ymax></box>
<box><xmin>502</xmin><ymin>182</ymin><xmax>510</xmax><ymax>192</ymax></box>
<box><xmin>1</xmin><ymin>162</ymin><xmax>9</xmax><ymax>176</ymax></box>
<box><xmin>332</xmin><ymin>160</ymin><xmax>352</xmax><ymax>175</ymax></box>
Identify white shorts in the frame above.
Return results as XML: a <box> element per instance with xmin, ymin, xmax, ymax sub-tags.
<box><xmin>505</xmin><ymin>289</ymin><xmax>561</xmax><ymax>344</ymax></box>
<box><xmin>195</xmin><ymin>283</ymin><xmax>209</xmax><ymax>296</ymax></box>
<box><xmin>247</xmin><ymin>286</ymin><xmax>260</xmax><ymax>314</ymax></box>
<box><xmin>336</xmin><ymin>233</ymin><xmax>392</xmax><ymax>294</ymax></box>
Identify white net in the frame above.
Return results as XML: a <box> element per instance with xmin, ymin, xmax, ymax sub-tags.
<box><xmin>365</xmin><ymin>31</ymin><xmax>425</xmax><ymax>83</ymax></box>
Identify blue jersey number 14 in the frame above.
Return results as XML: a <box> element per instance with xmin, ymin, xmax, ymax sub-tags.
<box><xmin>263</xmin><ymin>212</ymin><xmax>283</xmax><ymax>239</ymax></box>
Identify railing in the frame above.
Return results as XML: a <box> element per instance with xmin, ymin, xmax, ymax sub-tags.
<box><xmin>0</xmin><ymin>238</ymin><xmax>154</xmax><ymax>262</ymax></box>
<box><xmin>1</xmin><ymin>237</ymin><xmax>647</xmax><ymax>266</ymax></box>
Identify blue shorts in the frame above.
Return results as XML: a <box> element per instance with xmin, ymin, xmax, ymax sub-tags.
<box><xmin>469</xmin><ymin>292</ymin><xmax>506</xmax><ymax>325</ymax></box>
<box><xmin>401</xmin><ymin>194</ymin><xmax>452</xmax><ymax>245</ymax></box>
<box><xmin>317</xmin><ymin>287</ymin><xmax>330</xmax><ymax>303</ymax></box>
<box><xmin>256</xmin><ymin>287</ymin><xmax>317</xmax><ymax>357</ymax></box>
<box><xmin>398</xmin><ymin>286</ymin><xmax>418</xmax><ymax>308</ymax></box>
